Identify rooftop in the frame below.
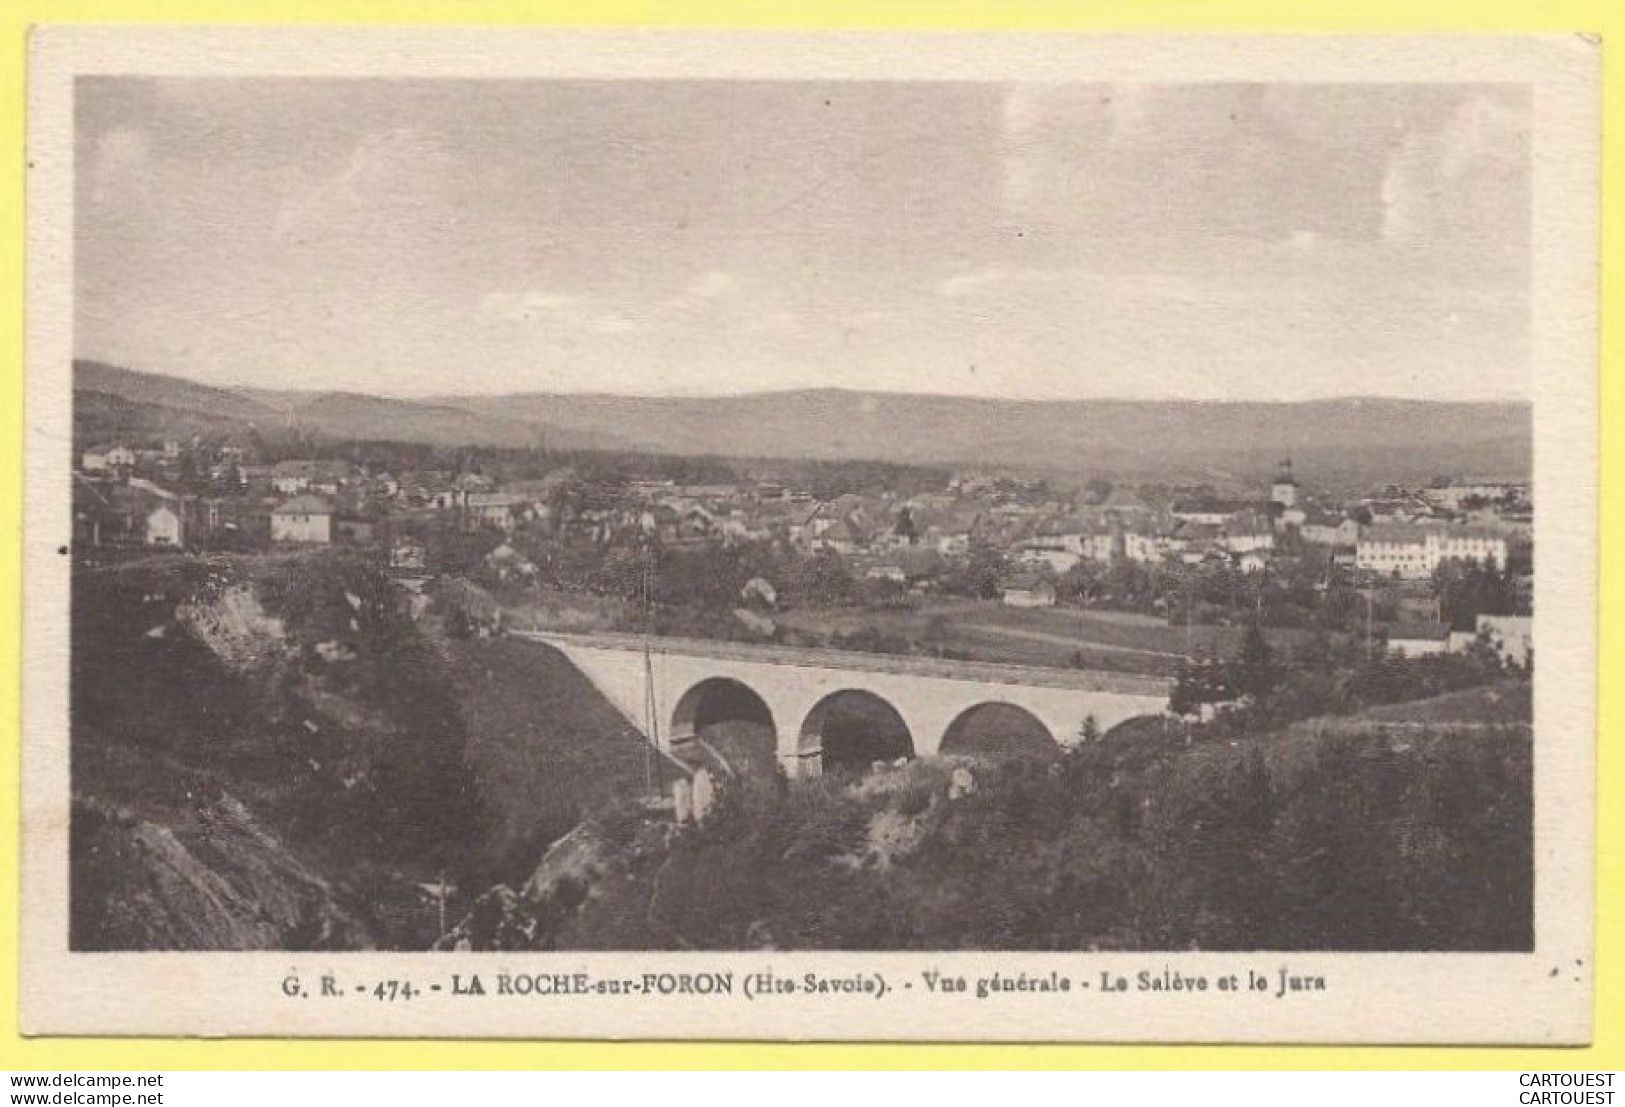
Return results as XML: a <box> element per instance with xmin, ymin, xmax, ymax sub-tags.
<box><xmin>273</xmin><ymin>494</ymin><xmax>335</xmax><ymax>516</ymax></box>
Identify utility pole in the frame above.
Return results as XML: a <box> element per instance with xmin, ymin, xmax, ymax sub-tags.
<box><xmin>641</xmin><ymin>558</ymin><xmax>662</xmax><ymax>800</ymax></box>
<box><xmin>435</xmin><ymin>870</ymin><xmax>447</xmax><ymax>935</ymax></box>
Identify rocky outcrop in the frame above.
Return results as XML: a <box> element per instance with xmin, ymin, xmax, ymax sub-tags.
<box><xmin>176</xmin><ymin>584</ymin><xmax>289</xmax><ymax>673</ymax></box>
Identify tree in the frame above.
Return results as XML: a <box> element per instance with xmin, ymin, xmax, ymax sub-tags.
<box><xmin>1434</xmin><ymin>559</ymin><xmax>1524</xmax><ymax>630</ymax></box>
<box><xmin>1233</xmin><ymin>623</ymin><xmax>1276</xmax><ymax>702</ymax></box>
<box><xmin>793</xmin><ymin>550</ymin><xmax>854</xmax><ymax>608</ymax></box>
<box><xmin>965</xmin><ymin>543</ymin><xmax>1009</xmax><ymax>599</ymax></box>
<box><xmin>1058</xmin><ymin>560</ymin><xmax>1105</xmax><ymax>606</ymax></box>
<box><xmin>942</xmin><ymin>543</ymin><xmax>1007</xmax><ymax>600</ymax></box>
<box><xmin>1171</xmin><ymin>653</ymin><xmax>1236</xmax><ymax>718</ymax></box>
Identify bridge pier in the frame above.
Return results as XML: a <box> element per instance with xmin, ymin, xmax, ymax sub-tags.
<box><xmin>782</xmin><ymin>745</ymin><xmax>823</xmax><ymax>780</ymax></box>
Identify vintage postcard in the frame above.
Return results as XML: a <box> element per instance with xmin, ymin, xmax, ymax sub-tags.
<box><xmin>21</xmin><ymin>28</ymin><xmax>1599</xmax><ymax>1041</ymax></box>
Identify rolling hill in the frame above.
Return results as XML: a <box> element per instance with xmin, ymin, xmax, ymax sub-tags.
<box><xmin>447</xmin><ymin>388</ymin><xmax>1531</xmax><ymax>487</ymax></box>
<box><xmin>273</xmin><ymin>391</ymin><xmax>553</xmax><ymax>450</ymax></box>
<box><xmin>76</xmin><ymin>360</ymin><xmax>282</xmax><ymax>424</ymax></box>
<box><xmin>73</xmin><ymin>361</ymin><xmax>616</xmax><ymax>452</ymax></box>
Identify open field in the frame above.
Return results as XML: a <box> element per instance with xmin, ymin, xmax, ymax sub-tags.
<box><xmin>778</xmin><ymin>599</ymin><xmax>1324</xmax><ymax>675</ymax></box>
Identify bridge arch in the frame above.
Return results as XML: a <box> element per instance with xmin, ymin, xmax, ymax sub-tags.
<box><xmin>939</xmin><ymin>701</ymin><xmax>1060</xmax><ymax>761</ymax></box>
<box><xmin>798</xmin><ymin>689</ymin><xmax>915</xmax><ymax>775</ymax></box>
<box><xmin>1101</xmin><ymin>713</ymin><xmax>1172</xmax><ymax>742</ymax></box>
<box><xmin>670</xmin><ymin>676</ymin><xmax>776</xmax><ymax>745</ymax></box>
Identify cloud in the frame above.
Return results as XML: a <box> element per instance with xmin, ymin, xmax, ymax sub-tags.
<box><xmin>685</xmin><ymin>270</ymin><xmax>734</xmax><ymax>299</ymax></box>
<box><xmin>1379</xmin><ymin>135</ymin><xmax>1435</xmax><ymax>244</ymax></box>
<box><xmin>935</xmin><ymin>267</ymin><xmax>1054</xmax><ymax>298</ymax></box>
<box><xmin>88</xmin><ymin>127</ymin><xmax>153</xmax><ymax>202</ymax></box>
<box><xmin>1288</xmin><ymin>229</ymin><xmax>1321</xmax><ymax>253</ymax></box>
<box><xmin>656</xmin><ymin>270</ymin><xmax>740</xmax><ymax>311</ymax></box>
<box><xmin>274</xmin><ymin>127</ymin><xmax>467</xmax><ymax>239</ymax></box>
<box><xmin>479</xmin><ymin>288</ymin><xmax>588</xmax><ymax>322</ymax></box>
<box><xmin>479</xmin><ymin>287</ymin><xmax>649</xmax><ymax>337</ymax></box>
<box><xmin>742</xmin><ymin>308</ymin><xmax>799</xmax><ymax>334</ymax></box>
<box><xmin>519</xmin><ymin>291</ymin><xmax>584</xmax><ymax>312</ymax></box>
<box><xmin>1378</xmin><ymin>90</ymin><xmax>1527</xmax><ymax>254</ymax></box>
<box><xmin>1437</xmin><ymin>93</ymin><xmax>1527</xmax><ymax>181</ymax></box>
<box><xmin>587</xmin><ymin>311</ymin><xmax>637</xmax><ymax>334</ymax></box>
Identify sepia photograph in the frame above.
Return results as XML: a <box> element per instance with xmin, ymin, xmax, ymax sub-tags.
<box><xmin>22</xmin><ymin>29</ymin><xmax>1599</xmax><ymax>1042</ymax></box>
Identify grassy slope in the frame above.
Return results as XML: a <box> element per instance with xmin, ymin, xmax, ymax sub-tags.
<box><xmin>1354</xmin><ymin>681</ymin><xmax>1531</xmax><ymax>724</ymax></box>
<box><xmin>1278</xmin><ymin>680</ymin><xmax>1531</xmax><ymax>740</ymax></box>
<box><xmin>435</xmin><ymin>635</ymin><xmax>654</xmax><ymax>873</ymax></box>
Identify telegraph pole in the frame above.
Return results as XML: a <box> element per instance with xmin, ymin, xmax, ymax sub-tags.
<box><xmin>641</xmin><ymin>557</ymin><xmax>663</xmax><ymax>799</ymax></box>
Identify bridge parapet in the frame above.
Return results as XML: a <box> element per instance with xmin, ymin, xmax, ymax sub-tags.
<box><xmin>516</xmin><ymin>629</ymin><xmax>1173</xmax><ymax>698</ymax></box>
<box><xmin>516</xmin><ymin>629</ymin><xmax>1172</xmax><ymax>779</ymax></box>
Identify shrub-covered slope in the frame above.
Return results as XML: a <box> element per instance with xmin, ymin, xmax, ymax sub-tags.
<box><xmin>482</xmin><ymin>719</ymin><xmax>1531</xmax><ymax>953</ymax></box>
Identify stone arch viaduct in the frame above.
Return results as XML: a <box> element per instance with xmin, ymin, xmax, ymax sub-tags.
<box><xmin>516</xmin><ymin>630</ymin><xmax>1172</xmax><ymax>777</ymax></box>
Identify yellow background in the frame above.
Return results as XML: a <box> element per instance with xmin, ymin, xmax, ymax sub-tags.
<box><xmin>2</xmin><ymin>0</ymin><xmax>1618</xmax><ymax>1071</ymax></box>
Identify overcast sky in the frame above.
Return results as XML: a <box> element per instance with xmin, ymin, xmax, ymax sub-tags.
<box><xmin>75</xmin><ymin>77</ymin><xmax>1531</xmax><ymax>402</ymax></box>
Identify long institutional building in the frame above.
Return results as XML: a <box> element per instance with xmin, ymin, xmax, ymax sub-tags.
<box><xmin>1354</xmin><ymin>524</ymin><xmax>1509</xmax><ymax>579</ymax></box>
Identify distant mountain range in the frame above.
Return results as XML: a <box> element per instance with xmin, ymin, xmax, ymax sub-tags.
<box><xmin>73</xmin><ymin>360</ymin><xmax>1531</xmax><ymax>487</ymax></box>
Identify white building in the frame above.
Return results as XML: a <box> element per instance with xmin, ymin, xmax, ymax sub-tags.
<box><xmin>271</xmin><ymin>461</ymin><xmax>316</xmax><ymax>495</ymax></box>
<box><xmin>1387</xmin><ymin>623</ymin><xmax>1451</xmax><ymax>658</ymax></box>
<box><xmin>270</xmin><ymin>495</ymin><xmax>334</xmax><ymax>544</ymax></box>
<box><xmin>1477</xmin><ymin>614</ymin><xmax>1533</xmax><ymax>667</ymax></box>
<box><xmin>1221</xmin><ymin>524</ymin><xmax>1275</xmax><ymax>556</ymax></box>
<box><xmin>1001</xmin><ymin>574</ymin><xmax>1057</xmax><ymax>608</ymax></box>
<box><xmin>1270</xmin><ymin>460</ymin><xmax>1299</xmax><ymax>510</ymax></box>
<box><xmin>1357</xmin><ymin>525</ymin><xmax>1434</xmax><ymax>578</ymax></box>
<box><xmin>145</xmin><ymin>504</ymin><xmax>182</xmax><ymax>546</ymax></box>
<box><xmin>82</xmin><ymin>444</ymin><xmax>136</xmax><ymax>472</ymax></box>
<box><xmin>1235</xmin><ymin>549</ymin><xmax>1270</xmax><ymax>574</ymax></box>
<box><xmin>1170</xmin><ymin>499</ymin><xmax>1248</xmax><ymax>527</ymax></box>
<box><xmin>467</xmin><ymin>492</ymin><xmax>522</xmax><ymax>531</ymax></box>
<box><xmin>1436</xmin><ymin>527</ymin><xmax>1510</xmax><ymax>570</ymax></box>
<box><xmin>1301</xmin><ymin>513</ymin><xmax>1360</xmax><ymax>548</ymax></box>
<box><xmin>1123</xmin><ymin>529</ymin><xmax>1168</xmax><ymax>565</ymax></box>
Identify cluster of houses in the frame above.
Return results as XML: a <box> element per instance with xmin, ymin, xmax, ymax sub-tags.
<box><xmin>552</xmin><ymin>464</ymin><xmax>1532</xmax><ymax>630</ymax></box>
<box><xmin>72</xmin><ymin>440</ymin><xmax>565</xmax><ymax>554</ymax></box>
